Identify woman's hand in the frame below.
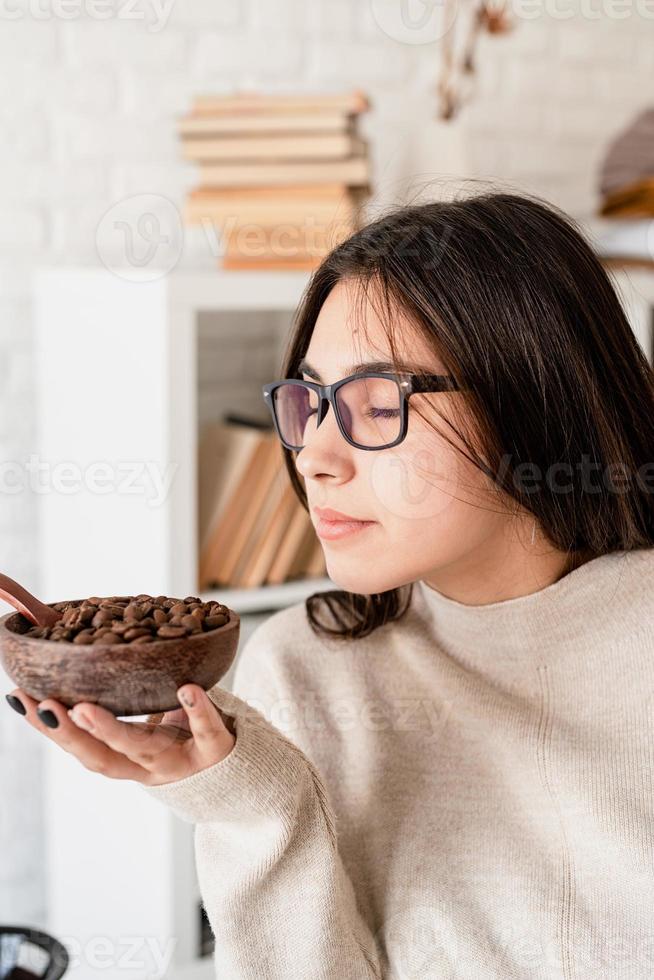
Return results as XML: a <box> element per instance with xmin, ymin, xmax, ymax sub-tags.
<box><xmin>4</xmin><ymin>684</ymin><xmax>236</xmax><ymax>787</ymax></box>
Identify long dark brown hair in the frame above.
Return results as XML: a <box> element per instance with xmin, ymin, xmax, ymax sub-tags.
<box><xmin>275</xmin><ymin>188</ymin><xmax>654</xmax><ymax>641</ymax></box>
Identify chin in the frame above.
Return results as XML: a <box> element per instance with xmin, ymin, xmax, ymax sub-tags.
<box><xmin>324</xmin><ymin>561</ymin><xmax>404</xmax><ymax>596</ymax></box>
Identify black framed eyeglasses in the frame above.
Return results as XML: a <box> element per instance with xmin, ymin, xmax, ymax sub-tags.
<box><xmin>261</xmin><ymin>371</ymin><xmax>463</xmax><ymax>452</ymax></box>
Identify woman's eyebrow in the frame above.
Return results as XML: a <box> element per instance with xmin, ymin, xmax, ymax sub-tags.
<box><xmin>298</xmin><ymin>358</ymin><xmax>423</xmax><ymax>381</ymax></box>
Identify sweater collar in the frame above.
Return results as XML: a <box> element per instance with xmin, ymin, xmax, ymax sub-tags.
<box><xmin>413</xmin><ymin>549</ymin><xmax>651</xmax><ymax>663</ymax></box>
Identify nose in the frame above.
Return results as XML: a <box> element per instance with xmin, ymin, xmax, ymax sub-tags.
<box><xmin>294</xmin><ymin>396</ymin><xmax>353</xmax><ymax>480</ymax></box>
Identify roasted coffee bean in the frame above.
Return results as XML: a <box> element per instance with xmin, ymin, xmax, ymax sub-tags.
<box><xmin>123</xmin><ymin>627</ymin><xmax>150</xmax><ymax>641</ymax></box>
<box><xmin>92</xmin><ymin>609</ymin><xmax>114</xmax><ymax>628</ymax></box>
<box><xmin>27</xmin><ymin>626</ymin><xmax>49</xmax><ymax>639</ymax></box>
<box><xmin>73</xmin><ymin>630</ymin><xmax>95</xmax><ymax>645</ymax></box>
<box><xmin>181</xmin><ymin>615</ymin><xmax>202</xmax><ymax>632</ymax></box>
<box><xmin>101</xmin><ymin>603</ymin><xmax>125</xmax><ymax>618</ymax></box>
<box><xmin>156</xmin><ymin>625</ymin><xmax>188</xmax><ymax>639</ymax></box>
<box><xmin>110</xmin><ymin>621</ymin><xmax>133</xmax><ymax>635</ymax></box>
<box><xmin>205</xmin><ymin>614</ymin><xmax>228</xmax><ymax>628</ymax></box>
<box><xmin>124</xmin><ymin>603</ymin><xmax>145</xmax><ymax>621</ymax></box>
<box><xmin>24</xmin><ymin>593</ymin><xmax>229</xmax><ymax>643</ymax></box>
<box><xmin>78</xmin><ymin>606</ymin><xmax>96</xmax><ymax>626</ymax></box>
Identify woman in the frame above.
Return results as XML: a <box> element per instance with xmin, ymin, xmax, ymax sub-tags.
<box><xmin>7</xmin><ymin>189</ymin><xmax>654</xmax><ymax>979</ymax></box>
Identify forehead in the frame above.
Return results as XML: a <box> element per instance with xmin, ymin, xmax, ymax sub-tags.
<box><xmin>305</xmin><ymin>279</ymin><xmax>440</xmax><ymax>375</ymax></box>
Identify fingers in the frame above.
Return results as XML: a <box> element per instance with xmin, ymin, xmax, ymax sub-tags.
<box><xmin>66</xmin><ymin>699</ymin><xmax>190</xmax><ymax>770</ymax></box>
<box><xmin>6</xmin><ymin>684</ymin><xmax>235</xmax><ymax>785</ymax></box>
<box><xmin>9</xmin><ymin>689</ymin><xmax>151</xmax><ymax>782</ymax></box>
<box><xmin>178</xmin><ymin>684</ymin><xmax>235</xmax><ymax>751</ymax></box>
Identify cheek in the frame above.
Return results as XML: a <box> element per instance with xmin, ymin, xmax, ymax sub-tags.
<box><xmin>367</xmin><ymin>432</ymin><xmax>466</xmax><ymax>524</ymax></box>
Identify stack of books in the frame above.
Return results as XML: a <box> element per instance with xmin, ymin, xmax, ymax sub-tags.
<box><xmin>198</xmin><ymin>417</ymin><xmax>326</xmax><ymax>591</ymax></box>
<box><xmin>178</xmin><ymin>89</ymin><xmax>372</xmax><ymax>270</ymax></box>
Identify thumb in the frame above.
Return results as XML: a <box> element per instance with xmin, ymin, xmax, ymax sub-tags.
<box><xmin>177</xmin><ymin>684</ymin><xmax>233</xmax><ymax>744</ymax></box>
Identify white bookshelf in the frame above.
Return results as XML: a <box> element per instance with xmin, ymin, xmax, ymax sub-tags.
<box><xmin>33</xmin><ymin>266</ymin><xmax>337</xmax><ymax>980</ymax></box>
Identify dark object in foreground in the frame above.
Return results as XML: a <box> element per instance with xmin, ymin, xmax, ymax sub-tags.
<box><xmin>0</xmin><ymin>924</ymin><xmax>69</xmax><ymax>979</ymax></box>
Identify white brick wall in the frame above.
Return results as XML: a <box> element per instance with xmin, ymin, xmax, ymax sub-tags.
<box><xmin>0</xmin><ymin>0</ymin><xmax>652</xmax><ymax>930</ymax></box>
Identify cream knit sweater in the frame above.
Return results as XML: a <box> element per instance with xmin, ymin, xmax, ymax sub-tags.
<box><xmin>144</xmin><ymin>548</ymin><xmax>654</xmax><ymax>979</ymax></box>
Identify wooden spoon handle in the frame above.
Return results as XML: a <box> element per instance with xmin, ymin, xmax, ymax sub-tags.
<box><xmin>0</xmin><ymin>573</ymin><xmax>61</xmax><ymax>627</ymax></box>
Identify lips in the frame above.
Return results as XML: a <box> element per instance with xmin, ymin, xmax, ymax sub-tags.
<box><xmin>313</xmin><ymin>506</ymin><xmax>372</xmax><ymax>523</ymax></box>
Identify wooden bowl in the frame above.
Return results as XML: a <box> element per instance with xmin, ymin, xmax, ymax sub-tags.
<box><xmin>0</xmin><ymin>602</ymin><xmax>240</xmax><ymax>716</ymax></box>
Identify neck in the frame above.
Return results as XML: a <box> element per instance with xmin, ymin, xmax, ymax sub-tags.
<box><xmin>421</xmin><ymin>525</ymin><xmax>591</xmax><ymax>607</ymax></box>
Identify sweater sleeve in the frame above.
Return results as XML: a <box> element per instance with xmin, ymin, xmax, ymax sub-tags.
<box><xmin>141</xmin><ymin>621</ymin><xmax>382</xmax><ymax>980</ymax></box>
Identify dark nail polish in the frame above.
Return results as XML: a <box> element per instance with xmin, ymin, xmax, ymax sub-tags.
<box><xmin>5</xmin><ymin>694</ymin><xmax>26</xmax><ymax>716</ymax></box>
<box><xmin>37</xmin><ymin>708</ymin><xmax>59</xmax><ymax>729</ymax></box>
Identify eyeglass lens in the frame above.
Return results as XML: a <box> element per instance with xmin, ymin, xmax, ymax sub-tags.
<box><xmin>273</xmin><ymin>377</ymin><xmax>402</xmax><ymax>449</ymax></box>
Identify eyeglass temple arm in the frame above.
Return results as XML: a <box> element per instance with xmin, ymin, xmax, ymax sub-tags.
<box><xmin>409</xmin><ymin>374</ymin><xmax>462</xmax><ymax>393</ymax></box>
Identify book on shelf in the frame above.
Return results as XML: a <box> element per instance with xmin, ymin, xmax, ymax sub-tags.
<box><xmin>181</xmin><ymin>132</ymin><xmax>365</xmax><ymax>163</ymax></box>
<box><xmin>196</xmin><ymin>157</ymin><xmax>371</xmax><ymax>190</ymax></box>
<box><xmin>221</xmin><ymin>256</ymin><xmax>324</xmax><ymax>271</ymax></box>
<box><xmin>197</xmin><ymin>418</ymin><xmax>263</xmax><ymax>564</ymax></box>
<box><xmin>227</xmin><ymin>438</ymin><xmax>289</xmax><ymax>587</ymax></box>
<box><xmin>187</xmin><ymin>90</ymin><xmax>370</xmax><ymax>117</ymax></box>
<box><xmin>287</xmin><ymin>513</ymin><xmax>319</xmax><ymax>581</ymax></box>
<box><xmin>189</xmin><ymin>183</ymin><xmax>354</xmax><ymax>200</ymax></box>
<box><xmin>266</xmin><ymin>501</ymin><xmax>314</xmax><ymax>585</ymax></box>
<box><xmin>185</xmin><ymin>186</ymin><xmax>363</xmax><ymax>224</ymax></box>
<box><xmin>200</xmin><ymin>219</ymin><xmax>358</xmax><ymax>270</ymax></box>
<box><xmin>199</xmin><ymin>418</ymin><xmax>323</xmax><ymax>591</ymax></box>
<box><xmin>177</xmin><ymin>88</ymin><xmax>372</xmax><ymax>270</ymax></box>
<box><xmin>237</xmin><ymin>480</ymin><xmax>298</xmax><ymax>588</ymax></box>
<box><xmin>209</xmin><ymin>433</ymin><xmax>281</xmax><ymax>587</ymax></box>
<box><xmin>179</xmin><ymin>111</ymin><xmax>352</xmax><ymax>137</ymax></box>
<box><xmin>199</xmin><ymin>426</ymin><xmax>270</xmax><ymax>589</ymax></box>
